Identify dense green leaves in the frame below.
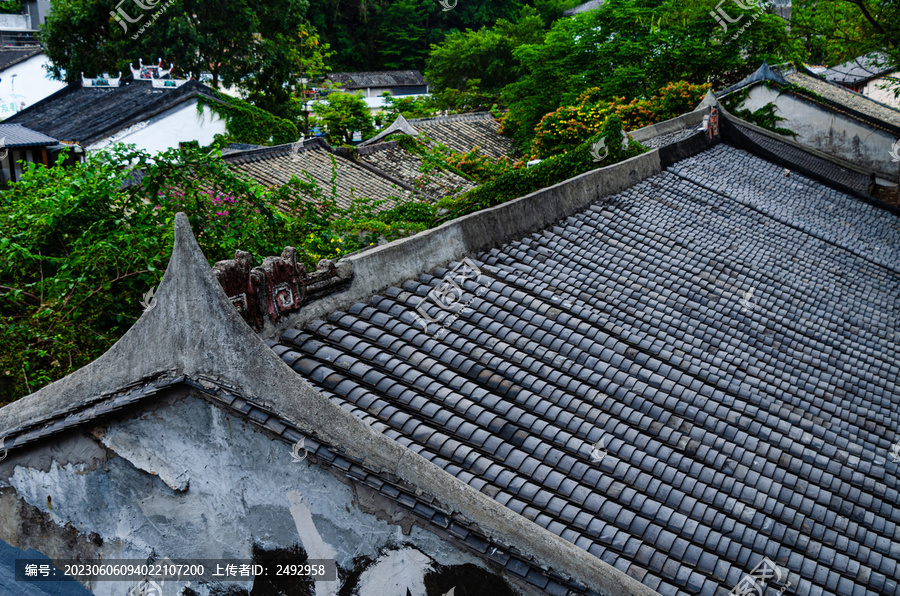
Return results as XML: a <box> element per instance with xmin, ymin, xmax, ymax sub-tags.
<box><xmin>425</xmin><ymin>7</ymin><xmax>546</xmax><ymax>96</ymax></box>
<box><xmin>306</xmin><ymin>0</ymin><xmax>548</xmax><ymax>71</ymax></box>
<box><xmin>197</xmin><ymin>92</ymin><xmax>300</xmax><ymax>146</ymax></box>
<box><xmin>312</xmin><ymin>92</ymin><xmax>376</xmax><ymax>145</ymax></box>
<box><xmin>42</xmin><ymin>0</ymin><xmax>308</xmax><ymax>89</ymax></box>
<box><xmin>791</xmin><ymin>0</ymin><xmax>900</xmax><ymax>67</ymax></box>
<box><xmin>499</xmin><ymin>0</ymin><xmax>792</xmax><ymax>149</ymax></box>
<box><xmin>0</xmin><ymin>145</ymin><xmax>440</xmax><ymax>403</ymax></box>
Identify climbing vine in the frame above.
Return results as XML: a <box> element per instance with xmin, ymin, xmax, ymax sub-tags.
<box><xmin>197</xmin><ymin>91</ymin><xmax>299</xmax><ymax>146</ymax></box>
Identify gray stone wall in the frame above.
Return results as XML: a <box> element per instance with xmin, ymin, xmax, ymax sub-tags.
<box><xmin>0</xmin><ymin>389</ymin><xmax>516</xmax><ymax>596</ymax></box>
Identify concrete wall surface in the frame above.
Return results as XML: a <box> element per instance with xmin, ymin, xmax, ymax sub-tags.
<box><xmin>0</xmin><ymin>390</ymin><xmax>515</xmax><ymax>596</ymax></box>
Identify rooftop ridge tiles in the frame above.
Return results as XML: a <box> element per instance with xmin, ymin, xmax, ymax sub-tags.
<box><xmin>786</xmin><ymin>66</ymin><xmax>900</xmax><ymax>121</ymax></box>
<box><xmin>407</xmin><ymin>112</ymin><xmax>498</xmax><ymax>125</ymax></box>
<box><xmin>717</xmin><ymin>63</ymin><xmax>900</xmax><ymax>136</ymax></box>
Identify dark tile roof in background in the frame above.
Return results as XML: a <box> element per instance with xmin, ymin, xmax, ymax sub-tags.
<box><xmin>562</xmin><ymin>0</ymin><xmax>604</xmax><ymax>16</ymax></box>
<box><xmin>273</xmin><ymin>143</ymin><xmax>900</xmax><ymax>596</ymax></box>
<box><xmin>407</xmin><ymin>112</ymin><xmax>514</xmax><ymax>159</ymax></box>
<box><xmin>0</xmin><ymin>47</ymin><xmax>42</xmax><ymax>72</ymax></box>
<box><xmin>327</xmin><ymin>70</ymin><xmax>426</xmax><ymax>89</ymax></box>
<box><xmin>3</xmin><ymin>79</ymin><xmax>217</xmax><ymax>144</ymax></box>
<box><xmin>823</xmin><ymin>53</ymin><xmax>896</xmax><ymax>86</ymax></box>
<box><xmin>0</xmin><ymin>123</ymin><xmax>57</xmax><ymax>146</ymax></box>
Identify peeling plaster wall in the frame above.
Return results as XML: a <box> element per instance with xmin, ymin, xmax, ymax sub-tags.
<box><xmin>740</xmin><ymin>85</ymin><xmax>900</xmax><ymax>182</ymax></box>
<box><xmin>0</xmin><ymin>390</ymin><xmax>515</xmax><ymax>596</ymax></box>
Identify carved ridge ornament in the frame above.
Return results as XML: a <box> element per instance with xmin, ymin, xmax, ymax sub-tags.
<box><xmin>213</xmin><ymin>247</ymin><xmax>348</xmax><ymax>330</ymax></box>
<box><xmin>708</xmin><ymin>106</ymin><xmax>720</xmax><ymax>140</ymax></box>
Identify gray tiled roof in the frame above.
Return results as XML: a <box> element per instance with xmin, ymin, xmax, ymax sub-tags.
<box><xmin>327</xmin><ymin>70</ymin><xmax>426</xmax><ymax>89</ymax></box>
<box><xmin>407</xmin><ymin>113</ymin><xmax>513</xmax><ymax>159</ymax></box>
<box><xmin>729</xmin><ymin>121</ymin><xmax>874</xmax><ymax>196</ymax></box>
<box><xmin>716</xmin><ymin>63</ymin><xmax>900</xmax><ymax>134</ymax></box>
<box><xmin>563</xmin><ymin>0</ymin><xmax>604</xmax><ymax>16</ymax></box>
<box><xmin>273</xmin><ymin>144</ymin><xmax>900</xmax><ymax>596</ymax></box>
<box><xmin>0</xmin><ymin>123</ymin><xmax>57</xmax><ymax>146</ymax></box>
<box><xmin>0</xmin><ymin>47</ymin><xmax>42</xmax><ymax>72</ymax></box>
<box><xmin>823</xmin><ymin>53</ymin><xmax>896</xmax><ymax>86</ymax></box>
<box><xmin>3</xmin><ymin>79</ymin><xmax>219</xmax><ymax>145</ymax></box>
<box><xmin>223</xmin><ymin>139</ymin><xmax>412</xmax><ymax>211</ymax></box>
<box><xmin>357</xmin><ymin>141</ymin><xmax>476</xmax><ymax>199</ymax></box>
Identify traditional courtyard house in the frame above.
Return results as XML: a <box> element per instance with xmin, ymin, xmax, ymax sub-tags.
<box><xmin>3</xmin><ymin>60</ymin><xmax>228</xmax><ymax>157</ymax></box>
<box><xmin>327</xmin><ymin>71</ymin><xmax>429</xmax><ymax>99</ymax></box>
<box><xmin>821</xmin><ymin>52</ymin><xmax>900</xmax><ymax>110</ymax></box>
<box><xmin>323</xmin><ymin>71</ymin><xmax>431</xmax><ymax>115</ymax></box>
<box><xmin>717</xmin><ymin>62</ymin><xmax>900</xmax><ymax>195</ymax></box>
<box><xmin>1</xmin><ymin>98</ymin><xmax>898</xmax><ymax>595</ymax></box>
<box><xmin>0</xmin><ymin>122</ymin><xmax>59</xmax><ymax>184</ymax></box>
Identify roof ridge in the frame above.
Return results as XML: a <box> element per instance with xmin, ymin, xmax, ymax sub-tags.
<box><xmin>789</xmin><ymin>67</ymin><xmax>900</xmax><ymax>118</ymax></box>
<box><xmin>407</xmin><ymin>112</ymin><xmax>496</xmax><ymax>125</ymax></box>
<box><xmin>220</xmin><ymin>137</ymin><xmax>332</xmax><ymax>163</ymax></box>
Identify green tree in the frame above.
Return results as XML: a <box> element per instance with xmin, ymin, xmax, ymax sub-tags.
<box><xmin>0</xmin><ymin>143</ymin><xmax>441</xmax><ymax>404</ymax></box>
<box><xmin>425</xmin><ymin>6</ymin><xmax>546</xmax><ymax>98</ymax></box>
<box><xmin>377</xmin><ymin>0</ymin><xmax>429</xmax><ymax>70</ymax></box>
<box><xmin>790</xmin><ymin>0</ymin><xmax>900</xmax><ymax>70</ymax></box>
<box><xmin>500</xmin><ymin>0</ymin><xmax>792</xmax><ymax>149</ymax></box>
<box><xmin>305</xmin><ymin>0</ymin><xmax>538</xmax><ymax>71</ymax></box>
<box><xmin>312</xmin><ymin>92</ymin><xmax>376</xmax><ymax>144</ymax></box>
<box><xmin>0</xmin><ymin>0</ymin><xmax>23</xmax><ymax>14</ymax></box>
<box><xmin>41</xmin><ymin>0</ymin><xmax>308</xmax><ymax>91</ymax></box>
<box><xmin>236</xmin><ymin>23</ymin><xmax>334</xmax><ymax>126</ymax></box>
<box><xmin>379</xmin><ymin>92</ymin><xmax>440</xmax><ymax>121</ymax></box>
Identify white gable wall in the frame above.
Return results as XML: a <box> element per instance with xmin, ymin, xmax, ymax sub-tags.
<box><xmin>739</xmin><ymin>84</ymin><xmax>900</xmax><ymax>182</ymax></box>
<box><xmin>0</xmin><ymin>53</ymin><xmax>66</xmax><ymax>117</ymax></box>
<box><xmin>860</xmin><ymin>74</ymin><xmax>900</xmax><ymax>110</ymax></box>
<box><xmin>86</xmin><ymin>97</ymin><xmax>228</xmax><ymax>156</ymax></box>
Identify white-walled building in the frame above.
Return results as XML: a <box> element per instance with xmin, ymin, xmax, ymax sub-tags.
<box><xmin>0</xmin><ymin>49</ymin><xmax>66</xmax><ymax>118</ymax></box>
<box><xmin>4</xmin><ymin>61</ymin><xmax>228</xmax><ymax>156</ymax></box>
<box><xmin>822</xmin><ymin>52</ymin><xmax>900</xmax><ymax>110</ymax></box>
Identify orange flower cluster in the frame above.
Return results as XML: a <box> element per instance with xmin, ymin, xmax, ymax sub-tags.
<box><xmin>530</xmin><ymin>81</ymin><xmax>710</xmax><ymax>160</ymax></box>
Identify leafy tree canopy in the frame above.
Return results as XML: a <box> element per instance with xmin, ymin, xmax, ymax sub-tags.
<box><xmin>235</xmin><ymin>22</ymin><xmax>334</xmax><ymax>123</ymax></box>
<box><xmin>425</xmin><ymin>6</ymin><xmax>546</xmax><ymax>96</ymax></box>
<box><xmin>791</xmin><ymin>0</ymin><xmax>900</xmax><ymax>68</ymax></box>
<box><xmin>312</xmin><ymin>92</ymin><xmax>376</xmax><ymax>145</ymax></box>
<box><xmin>305</xmin><ymin>0</ymin><xmax>571</xmax><ymax>72</ymax></box>
<box><xmin>41</xmin><ymin>0</ymin><xmax>308</xmax><ymax>89</ymax></box>
<box><xmin>498</xmin><ymin>0</ymin><xmax>793</xmax><ymax>149</ymax></box>
<box><xmin>0</xmin><ymin>144</ymin><xmax>434</xmax><ymax>404</ymax></box>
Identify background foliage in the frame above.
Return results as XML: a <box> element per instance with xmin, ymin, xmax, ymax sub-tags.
<box><xmin>0</xmin><ymin>146</ymin><xmax>431</xmax><ymax>404</ymax></box>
